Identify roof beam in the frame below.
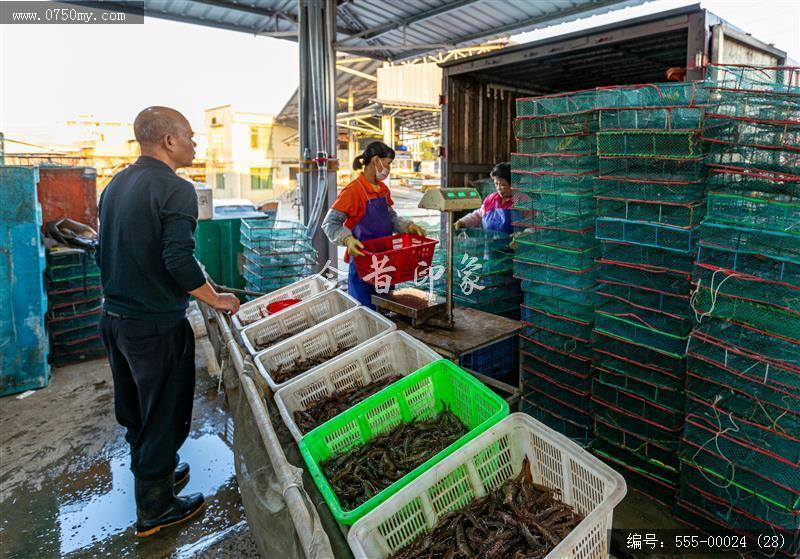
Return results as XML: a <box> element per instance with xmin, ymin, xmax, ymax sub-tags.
<box><xmin>336</xmin><ymin>64</ymin><xmax>378</xmax><ymax>82</ymax></box>
<box><xmin>337</xmin><ymin>0</ymin><xmax>478</xmax><ymax>44</ymax></box>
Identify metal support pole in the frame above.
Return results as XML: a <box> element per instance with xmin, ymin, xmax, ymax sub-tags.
<box><xmin>298</xmin><ymin>0</ymin><xmax>338</xmax><ymax>270</ymax></box>
<box><xmin>298</xmin><ymin>2</ymin><xmax>310</xmax><ymax>224</ymax></box>
<box><xmin>445</xmin><ymin>211</ymin><xmax>454</xmax><ymax>325</ymax></box>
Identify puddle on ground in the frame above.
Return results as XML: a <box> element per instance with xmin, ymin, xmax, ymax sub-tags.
<box><xmin>0</xmin><ymin>389</ymin><xmax>245</xmax><ymax>559</ymax></box>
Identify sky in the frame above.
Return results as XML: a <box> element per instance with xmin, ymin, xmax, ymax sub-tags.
<box><xmin>0</xmin><ymin>14</ymin><xmax>299</xmax><ymax>145</ymax></box>
<box><xmin>1</xmin><ymin>0</ymin><xmax>798</xmax><ymax>147</ymax></box>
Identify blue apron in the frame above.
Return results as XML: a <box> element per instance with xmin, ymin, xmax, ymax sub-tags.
<box><xmin>482</xmin><ymin>206</ymin><xmax>514</xmax><ymax>234</ymax></box>
<box><xmin>348</xmin><ymin>196</ymin><xmax>393</xmax><ymax>308</ymax></box>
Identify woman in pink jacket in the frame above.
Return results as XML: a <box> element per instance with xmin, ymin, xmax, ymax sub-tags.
<box><xmin>454</xmin><ymin>163</ymin><xmax>513</xmax><ymax>233</ymax></box>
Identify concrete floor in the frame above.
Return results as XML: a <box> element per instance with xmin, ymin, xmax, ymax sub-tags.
<box><xmin>0</xmin><ymin>328</ymin><xmax>260</xmax><ymax>559</ymax></box>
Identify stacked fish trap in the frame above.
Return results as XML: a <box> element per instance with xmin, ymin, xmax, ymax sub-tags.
<box><xmin>45</xmin><ymin>248</ymin><xmax>106</xmax><ymax>366</ymax></box>
<box><xmin>433</xmin><ymin>228</ymin><xmax>519</xmax><ymax>315</ymax></box>
<box><xmin>676</xmin><ymin>65</ymin><xmax>800</xmax><ymax>556</ymax></box>
<box><xmin>512</xmin><ymin>90</ymin><xmax>599</xmax><ymax>446</ymax></box>
<box><xmin>427</xmin><ymin>229</ymin><xmax>520</xmax><ymax>381</ymax></box>
<box><xmin>240</xmin><ymin>218</ymin><xmax>318</xmax><ymax>294</ymax></box>
<box><xmin>589</xmin><ymin>83</ymin><xmax>708</xmax><ymax>506</ymax></box>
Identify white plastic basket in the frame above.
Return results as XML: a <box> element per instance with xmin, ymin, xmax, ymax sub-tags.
<box><xmin>347</xmin><ymin>412</ymin><xmax>627</xmax><ymax>559</ymax></box>
<box><xmin>254</xmin><ymin>306</ymin><xmax>397</xmax><ymax>392</ymax></box>
<box><xmin>232</xmin><ymin>273</ymin><xmax>338</xmax><ymax>331</ymax></box>
<box><xmin>273</xmin><ymin>331</ymin><xmax>442</xmax><ymax>442</ymax></box>
<box><xmin>239</xmin><ymin>289</ymin><xmax>359</xmax><ymax>356</ymax></box>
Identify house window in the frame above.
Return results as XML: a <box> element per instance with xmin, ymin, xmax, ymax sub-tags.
<box><xmin>250</xmin><ymin>125</ymin><xmax>272</xmax><ymax>150</ymax></box>
<box><xmin>214</xmin><ymin>170</ymin><xmax>225</xmax><ymax>190</ymax></box>
<box><xmin>250</xmin><ymin>168</ymin><xmax>273</xmax><ymax>190</ymax></box>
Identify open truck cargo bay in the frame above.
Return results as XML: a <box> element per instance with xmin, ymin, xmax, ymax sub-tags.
<box><xmin>440</xmin><ymin>4</ymin><xmax>789</xmax><ymax>189</ymax></box>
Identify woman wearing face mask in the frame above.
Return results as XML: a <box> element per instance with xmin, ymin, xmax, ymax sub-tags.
<box><xmin>322</xmin><ymin>141</ymin><xmax>426</xmax><ymax>308</ymax></box>
<box><xmin>453</xmin><ymin>162</ymin><xmax>514</xmax><ymax>233</ymax></box>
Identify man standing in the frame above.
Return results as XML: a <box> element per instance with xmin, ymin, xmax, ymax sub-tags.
<box><xmin>98</xmin><ymin>106</ymin><xmax>240</xmax><ymax>537</ymax></box>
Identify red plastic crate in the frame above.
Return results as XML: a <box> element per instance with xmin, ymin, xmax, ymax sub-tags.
<box><xmin>353</xmin><ymin>234</ymin><xmax>438</xmax><ymax>287</ymax></box>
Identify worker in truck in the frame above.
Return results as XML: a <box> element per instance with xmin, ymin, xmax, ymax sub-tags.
<box><xmin>453</xmin><ymin>162</ymin><xmax>514</xmax><ymax>233</ymax></box>
<box><xmin>322</xmin><ymin>141</ymin><xmax>427</xmax><ymax>308</ymax></box>
<box><xmin>98</xmin><ymin>106</ymin><xmax>240</xmax><ymax>537</ymax></box>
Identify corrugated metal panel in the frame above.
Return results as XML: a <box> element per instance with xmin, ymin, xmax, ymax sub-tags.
<box><xmin>95</xmin><ymin>0</ymin><xmax>650</xmax><ymax>61</ymax></box>
<box><xmin>335</xmin><ymin>0</ymin><xmax>650</xmax><ymax>60</ymax></box>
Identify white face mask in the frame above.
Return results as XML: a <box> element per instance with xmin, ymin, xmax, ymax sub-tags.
<box><xmin>376</xmin><ymin>159</ymin><xmax>390</xmax><ymax>181</ymax></box>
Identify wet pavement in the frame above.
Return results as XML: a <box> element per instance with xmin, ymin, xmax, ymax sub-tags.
<box><xmin>0</xmin><ymin>327</ymin><xmax>260</xmax><ymax>559</ymax></box>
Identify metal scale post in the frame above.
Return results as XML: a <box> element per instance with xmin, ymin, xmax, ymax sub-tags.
<box><xmin>371</xmin><ymin>187</ymin><xmax>481</xmax><ymax>328</ymax></box>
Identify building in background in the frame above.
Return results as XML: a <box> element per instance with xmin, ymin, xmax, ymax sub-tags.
<box><xmin>204</xmin><ymin>105</ymin><xmax>298</xmax><ymax>205</ymax></box>
<box><xmin>3</xmin><ymin>117</ymin><xmax>206</xmax><ymax>189</ymax></box>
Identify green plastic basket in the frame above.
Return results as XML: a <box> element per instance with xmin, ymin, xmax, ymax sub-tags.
<box><xmin>298</xmin><ymin>359</ymin><xmax>509</xmax><ymax>525</ymax></box>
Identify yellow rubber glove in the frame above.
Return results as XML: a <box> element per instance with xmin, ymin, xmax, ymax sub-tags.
<box><xmin>407</xmin><ymin>223</ymin><xmax>426</xmax><ymax>237</ymax></box>
<box><xmin>343</xmin><ymin>235</ymin><xmax>366</xmax><ymax>257</ymax></box>
<box><xmin>454</xmin><ymin>220</ymin><xmax>465</xmax><ymax>230</ymax></box>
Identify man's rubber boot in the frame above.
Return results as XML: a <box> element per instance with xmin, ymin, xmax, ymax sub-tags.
<box><xmin>135</xmin><ymin>473</ymin><xmax>204</xmax><ymax>537</ymax></box>
<box><xmin>174</xmin><ymin>462</ymin><xmax>190</xmax><ymax>490</ymax></box>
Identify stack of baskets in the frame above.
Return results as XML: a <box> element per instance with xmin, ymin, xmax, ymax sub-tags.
<box><xmin>45</xmin><ymin>248</ymin><xmax>106</xmax><ymax>366</ymax></box>
<box><xmin>675</xmin><ymin>65</ymin><xmax>800</xmax><ymax>555</ymax></box>
<box><xmin>240</xmin><ymin>218</ymin><xmax>318</xmax><ymax>294</ymax></box>
<box><xmin>590</xmin><ymin>83</ymin><xmax>708</xmax><ymax>506</ymax></box>
<box><xmin>512</xmin><ymin>89</ymin><xmax>599</xmax><ymax>446</ymax></box>
<box><xmin>226</xmin><ymin>270</ymin><xmax>627</xmax><ymax>558</ymax></box>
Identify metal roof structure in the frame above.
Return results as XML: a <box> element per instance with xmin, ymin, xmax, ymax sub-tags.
<box><xmin>94</xmin><ymin>0</ymin><xmax>650</xmax><ymax>61</ymax></box>
<box><xmin>277</xmin><ymin>55</ymin><xmax>380</xmax><ymax>125</ymax></box>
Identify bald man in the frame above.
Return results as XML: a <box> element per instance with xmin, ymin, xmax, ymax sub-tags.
<box><xmin>98</xmin><ymin>107</ymin><xmax>240</xmax><ymax>537</ymax></box>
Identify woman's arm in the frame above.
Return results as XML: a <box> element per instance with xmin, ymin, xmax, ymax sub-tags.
<box><xmin>321</xmin><ymin>208</ymin><xmax>353</xmax><ymax>243</ymax></box>
<box><xmin>388</xmin><ymin>206</ymin><xmax>413</xmax><ymax>233</ymax></box>
<box><xmin>454</xmin><ymin>207</ymin><xmax>485</xmax><ymax>229</ymax></box>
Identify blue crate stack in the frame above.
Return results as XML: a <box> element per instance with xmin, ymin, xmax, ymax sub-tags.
<box><xmin>0</xmin><ymin>166</ymin><xmax>49</xmax><ymax>395</ymax></box>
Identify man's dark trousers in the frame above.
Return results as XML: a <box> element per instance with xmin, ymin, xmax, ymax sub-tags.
<box><xmin>100</xmin><ymin>312</ymin><xmax>195</xmax><ymax>481</ymax></box>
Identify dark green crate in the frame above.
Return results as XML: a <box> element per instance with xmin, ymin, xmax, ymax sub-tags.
<box><xmin>599</xmin><ymin>241</ymin><xmax>695</xmax><ymax>274</ymax></box>
<box><xmin>681</xmin><ymin>464</ymin><xmax>800</xmax><ymax>532</ymax></box>
<box><xmin>591</xmin><ymin>397</ymin><xmax>683</xmax><ymax>444</ymax></box>
<box><xmin>521</xmin><ymin>304</ymin><xmax>592</xmax><ymax>341</ymax></box>
<box><xmin>592</xmin><ymin>377</ymin><xmax>684</xmax><ymax>430</ymax></box>
<box><xmin>514</xmin><ymin>260</ymin><xmax>599</xmax><ymax>290</ymax></box>
<box><xmin>521</xmin><ymin>355</ymin><xmax>591</xmax><ymax>392</ymax></box>
<box><xmin>520</xmin><ymin>335</ymin><xmax>592</xmax><ymax>376</ymax></box>
<box><xmin>686</xmin><ymin>396</ymin><xmax>800</xmax><ymax>468</ymax></box>
<box><xmin>594</xmin><ymin>417</ymin><xmax>680</xmax><ymax>471</ymax></box>
<box><xmin>520</xmin><ymin>400</ymin><xmax>593</xmax><ymax>447</ymax></box>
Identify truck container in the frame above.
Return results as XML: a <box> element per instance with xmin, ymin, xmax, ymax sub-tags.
<box><xmin>1</xmin><ymin>166</ymin><xmax>49</xmax><ymax>395</ymax></box>
<box><xmin>439</xmin><ymin>5</ymin><xmax>788</xmax><ymax>188</ymax></box>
